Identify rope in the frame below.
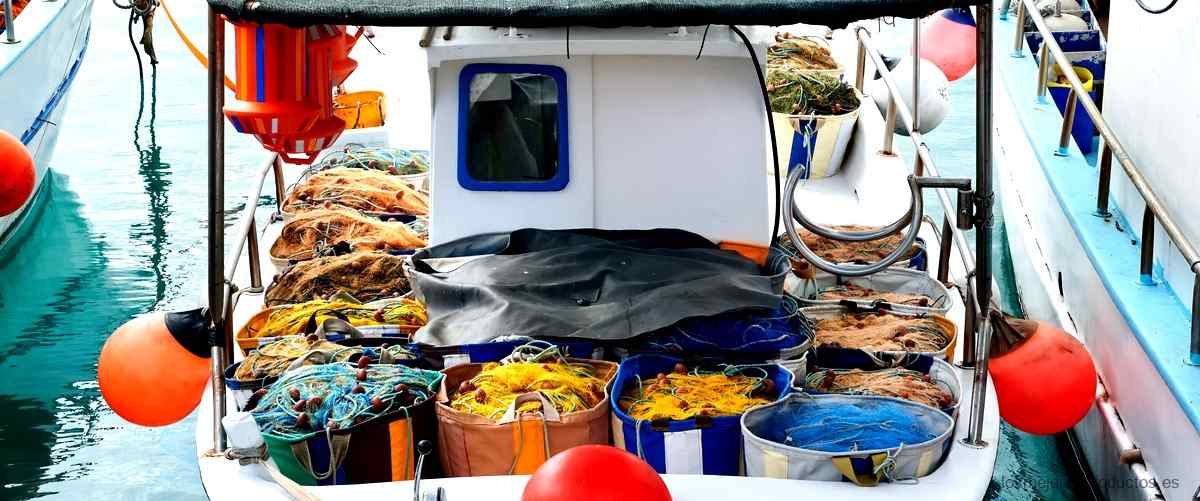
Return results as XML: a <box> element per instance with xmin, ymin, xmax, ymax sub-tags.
<box><xmin>158</xmin><ymin>0</ymin><xmax>236</xmax><ymax>90</ymax></box>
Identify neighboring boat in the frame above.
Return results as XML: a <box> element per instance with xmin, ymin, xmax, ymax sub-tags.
<box><xmin>994</xmin><ymin>0</ymin><xmax>1199</xmax><ymax>500</ymax></box>
<box><xmin>0</xmin><ymin>0</ymin><xmax>93</xmax><ymax>251</ymax></box>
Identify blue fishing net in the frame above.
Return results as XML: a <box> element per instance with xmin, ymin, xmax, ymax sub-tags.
<box><xmin>252</xmin><ymin>362</ymin><xmax>443</xmax><ymax>441</ymax></box>
<box><xmin>748</xmin><ymin>396</ymin><xmax>948</xmax><ymax>453</ymax></box>
<box><xmin>627</xmin><ymin>296</ymin><xmax>811</xmax><ymax>356</ymax></box>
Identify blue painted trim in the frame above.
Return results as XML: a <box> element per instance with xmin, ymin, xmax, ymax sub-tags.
<box><xmin>996</xmin><ymin>15</ymin><xmax>1200</xmax><ymax>432</ymax></box>
<box><xmin>254</xmin><ymin>26</ymin><xmax>266</xmax><ymax>103</ymax></box>
<box><xmin>457</xmin><ymin>63</ymin><xmax>570</xmax><ymax>192</ymax></box>
<box><xmin>20</xmin><ymin>27</ymin><xmax>89</xmax><ymax>145</ymax></box>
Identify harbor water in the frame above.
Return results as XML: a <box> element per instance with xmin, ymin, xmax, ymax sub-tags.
<box><xmin>0</xmin><ymin>5</ymin><xmax>1085</xmax><ymax>500</ymax></box>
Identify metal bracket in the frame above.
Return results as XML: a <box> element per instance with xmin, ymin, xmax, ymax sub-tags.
<box><xmin>914</xmin><ymin>176</ymin><xmax>977</xmax><ymax>230</ymax></box>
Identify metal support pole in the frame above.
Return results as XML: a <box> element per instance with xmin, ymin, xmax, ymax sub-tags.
<box><xmin>999</xmin><ymin>0</ymin><xmax>1011</xmax><ymax>20</ymax></box>
<box><xmin>912</xmin><ymin>18</ymin><xmax>922</xmax><ymax>136</ymax></box>
<box><xmin>965</xmin><ymin>0</ymin><xmax>995</xmax><ymax>448</ymax></box>
<box><xmin>2</xmin><ymin>0</ymin><xmax>18</xmax><ymax>44</ymax></box>
<box><xmin>1140</xmin><ymin>208</ymin><xmax>1155</xmax><ymax>284</ymax></box>
<box><xmin>1096</xmin><ymin>144</ymin><xmax>1113</xmax><ymax>217</ymax></box>
<box><xmin>247</xmin><ymin>218</ymin><xmax>262</xmax><ymax>290</ymax></box>
<box><xmin>272</xmin><ymin>156</ymin><xmax>286</xmax><ymax>214</ymax></box>
<box><xmin>1036</xmin><ymin>43</ymin><xmax>1050</xmax><ymax>102</ymax></box>
<box><xmin>1190</xmin><ymin>278</ymin><xmax>1200</xmax><ymax>365</ymax></box>
<box><xmin>937</xmin><ymin>218</ymin><xmax>953</xmax><ymax>283</ymax></box>
<box><xmin>883</xmin><ymin>100</ymin><xmax>898</xmax><ymax>155</ymax></box>
<box><xmin>855</xmin><ymin>40</ymin><xmax>866</xmax><ymax>92</ymax></box>
<box><xmin>1056</xmin><ymin>89</ymin><xmax>1077</xmax><ymax>156</ymax></box>
<box><xmin>1012</xmin><ymin>0</ymin><xmax>1026</xmax><ymax>56</ymax></box>
<box><xmin>207</xmin><ymin>6</ymin><xmax>228</xmax><ymax>452</ymax></box>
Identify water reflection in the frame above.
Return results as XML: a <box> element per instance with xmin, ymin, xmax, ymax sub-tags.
<box><xmin>131</xmin><ymin>67</ymin><xmax>172</xmax><ymax>302</ymax></box>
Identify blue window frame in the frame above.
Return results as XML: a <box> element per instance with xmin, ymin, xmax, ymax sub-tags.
<box><xmin>458</xmin><ymin>63</ymin><xmax>569</xmax><ymax>191</ymax></box>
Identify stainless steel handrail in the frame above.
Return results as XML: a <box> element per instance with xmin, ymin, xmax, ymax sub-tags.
<box><xmin>856</xmin><ymin>13</ymin><xmax>1000</xmax><ymax>447</ymax></box>
<box><xmin>222</xmin><ymin>154</ymin><xmax>284</xmax><ymax>290</ymax></box>
<box><xmin>3</xmin><ymin>0</ymin><xmax>18</xmax><ymax>44</ymax></box>
<box><xmin>855</xmin><ymin>28</ymin><xmax>979</xmax><ymax>281</ymax></box>
<box><xmin>1016</xmin><ymin>0</ymin><xmax>1200</xmax><ymax>365</ymax></box>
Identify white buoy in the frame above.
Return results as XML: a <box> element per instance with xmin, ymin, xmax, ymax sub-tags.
<box><xmin>867</xmin><ymin>57</ymin><xmax>951</xmax><ymax>136</ymax></box>
<box><xmin>1044</xmin><ymin>12</ymin><xmax>1090</xmax><ymax>32</ymax></box>
<box><xmin>1035</xmin><ymin>0</ymin><xmax>1082</xmax><ymax>14</ymax></box>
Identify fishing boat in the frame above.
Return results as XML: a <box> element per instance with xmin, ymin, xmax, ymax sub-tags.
<box><xmin>0</xmin><ymin>0</ymin><xmax>93</xmax><ymax>251</ymax></box>
<box><xmin>93</xmin><ymin>1</ymin><xmax>1107</xmax><ymax>500</ymax></box>
<box><xmin>993</xmin><ymin>0</ymin><xmax>1199</xmax><ymax>499</ymax></box>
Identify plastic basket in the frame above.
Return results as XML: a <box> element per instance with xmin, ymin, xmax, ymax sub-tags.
<box><xmin>611</xmin><ymin>355</ymin><xmax>793</xmax><ymax>475</ymax></box>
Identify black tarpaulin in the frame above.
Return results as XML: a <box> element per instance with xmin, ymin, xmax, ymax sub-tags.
<box><xmin>407</xmin><ymin>228</ymin><xmax>790</xmax><ymax>346</ymax></box>
<box><xmin>208</xmin><ymin>0</ymin><xmax>982</xmax><ymax>28</ymax></box>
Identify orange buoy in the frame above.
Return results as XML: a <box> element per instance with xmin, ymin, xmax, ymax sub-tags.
<box><xmin>224</xmin><ymin>22</ymin><xmax>321</xmax><ymax>139</ymax></box>
<box><xmin>522</xmin><ymin>445</ymin><xmax>672</xmax><ymax>501</ymax></box>
<box><xmin>0</xmin><ymin>130</ymin><xmax>36</xmax><ymax>217</ymax></box>
<box><xmin>988</xmin><ymin>313</ymin><xmax>1097</xmax><ymax>435</ymax></box>
<box><xmin>98</xmin><ymin>309</ymin><xmax>212</xmax><ymax>427</ymax></box>
<box><xmin>918</xmin><ymin>8</ymin><xmax>977</xmax><ymax>82</ymax></box>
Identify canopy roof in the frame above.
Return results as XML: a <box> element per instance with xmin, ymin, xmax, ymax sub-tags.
<box><xmin>208</xmin><ymin>0</ymin><xmax>981</xmax><ymax>29</ymax></box>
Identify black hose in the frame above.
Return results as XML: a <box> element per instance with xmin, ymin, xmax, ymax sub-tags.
<box><xmin>1134</xmin><ymin>0</ymin><xmax>1178</xmax><ymax>14</ymax></box>
<box><xmin>728</xmin><ymin>25</ymin><xmax>782</xmax><ymax>249</ymax></box>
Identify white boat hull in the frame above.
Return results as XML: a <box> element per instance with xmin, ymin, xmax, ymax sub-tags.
<box><xmin>993</xmin><ymin>47</ymin><xmax>1200</xmax><ymax>501</ymax></box>
<box><xmin>0</xmin><ymin>0</ymin><xmax>93</xmax><ymax>249</ymax></box>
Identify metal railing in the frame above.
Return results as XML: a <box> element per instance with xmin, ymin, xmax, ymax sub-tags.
<box><xmin>1013</xmin><ymin>0</ymin><xmax>1200</xmax><ymax>365</ymax></box>
<box><xmin>3</xmin><ymin>0</ymin><xmax>19</xmax><ymax>44</ymax></box>
<box><xmin>853</xmin><ymin>0</ymin><xmax>998</xmax><ymax>448</ymax></box>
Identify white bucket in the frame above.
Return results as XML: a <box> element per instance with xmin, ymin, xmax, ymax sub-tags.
<box><xmin>772</xmin><ymin>102</ymin><xmax>859</xmax><ymax>180</ymax></box>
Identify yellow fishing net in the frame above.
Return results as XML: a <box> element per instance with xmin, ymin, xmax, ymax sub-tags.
<box><xmin>813</xmin><ymin>312</ymin><xmax>951</xmax><ymax>353</ymax></box>
<box><xmin>269</xmin><ymin>209</ymin><xmax>427</xmax><ymax>262</ymax></box>
<box><xmin>284</xmin><ymin>168</ymin><xmax>430</xmax><ymax>216</ymax></box>
<box><xmin>235</xmin><ymin>336</ymin><xmax>348</xmax><ymax>381</ymax></box>
<box><xmin>265</xmin><ymin>253</ymin><xmax>410</xmax><ymax>307</ymax></box>
<box><xmin>618</xmin><ymin>365</ymin><xmax>774</xmax><ymax>421</ymax></box>
<box><xmin>768</xmin><ymin>33</ymin><xmax>840</xmax><ymax>71</ymax></box>
<box><xmin>246</xmin><ymin>298</ymin><xmax>427</xmax><ymax>341</ymax></box>
<box><xmin>806</xmin><ymin>367</ymin><xmax>955</xmax><ymax>409</ymax></box>
<box><xmin>450</xmin><ymin>361</ymin><xmax>608</xmax><ymax>421</ymax></box>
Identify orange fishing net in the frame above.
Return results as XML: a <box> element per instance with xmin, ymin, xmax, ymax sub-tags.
<box><xmin>813</xmin><ymin>312</ymin><xmax>952</xmax><ymax>353</ymax></box>
<box><xmin>269</xmin><ymin>209</ymin><xmax>426</xmax><ymax>262</ymax></box>
<box><xmin>265</xmin><ymin>253</ymin><xmax>410</xmax><ymax>307</ymax></box>
<box><xmin>806</xmin><ymin>367</ymin><xmax>954</xmax><ymax>409</ymax></box>
<box><xmin>284</xmin><ymin>168</ymin><xmax>430</xmax><ymax>216</ymax></box>
<box><xmin>779</xmin><ymin>225</ymin><xmax>919</xmax><ymax>264</ymax></box>
<box><xmin>816</xmin><ymin>283</ymin><xmax>935</xmax><ymax>307</ymax></box>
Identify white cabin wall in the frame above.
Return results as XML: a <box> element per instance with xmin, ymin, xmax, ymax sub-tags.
<box><xmin>1104</xmin><ymin>2</ymin><xmax>1200</xmax><ymax>303</ymax></box>
<box><xmin>590</xmin><ymin>55</ymin><xmax>768</xmax><ymax>245</ymax></box>
<box><xmin>427</xmin><ymin>49</ymin><xmax>769</xmax><ymax>246</ymax></box>
<box><xmin>428</xmin><ymin>56</ymin><xmax>597</xmax><ymax>244</ymax></box>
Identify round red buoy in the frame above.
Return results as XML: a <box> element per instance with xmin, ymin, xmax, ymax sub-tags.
<box><xmin>989</xmin><ymin>316</ymin><xmax>1097</xmax><ymax>435</ymax></box>
<box><xmin>522</xmin><ymin>445</ymin><xmax>672</xmax><ymax>501</ymax></box>
<box><xmin>918</xmin><ymin>8</ymin><xmax>977</xmax><ymax>82</ymax></box>
<box><xmin>0</xmin><ymin>130</ymin><xmax>36</xmax><ymax>217</ymax></box>
<box><xmin>98</xmin><ymin>310</ymin><xmax>211</xmax><ymax>427</ymax></box>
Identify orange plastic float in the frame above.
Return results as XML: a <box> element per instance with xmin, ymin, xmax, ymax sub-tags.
<box><xmin>224</xmin><ymin>22</ymin><xmax>320</xmax><ymax>140</ymax></box>
<box><xmin>988</xmin><ymin>313</ymin><xmax>1097</xmax><ymax>435</ymax></box>
<box><xmin>98</xmin><ymin>310</ymin><xmax>213</xmax><ymax>427</ymax></box>
<box><xmin>0</xmin><ymin>130</ymin><xmax>35</xmax><ymax>217</ymax></box>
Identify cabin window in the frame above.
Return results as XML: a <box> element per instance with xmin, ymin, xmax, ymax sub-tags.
<box><xmin>458</xmin><ymin>64</ymin><xmax>569</xmax><ymax>191</ymax></box>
